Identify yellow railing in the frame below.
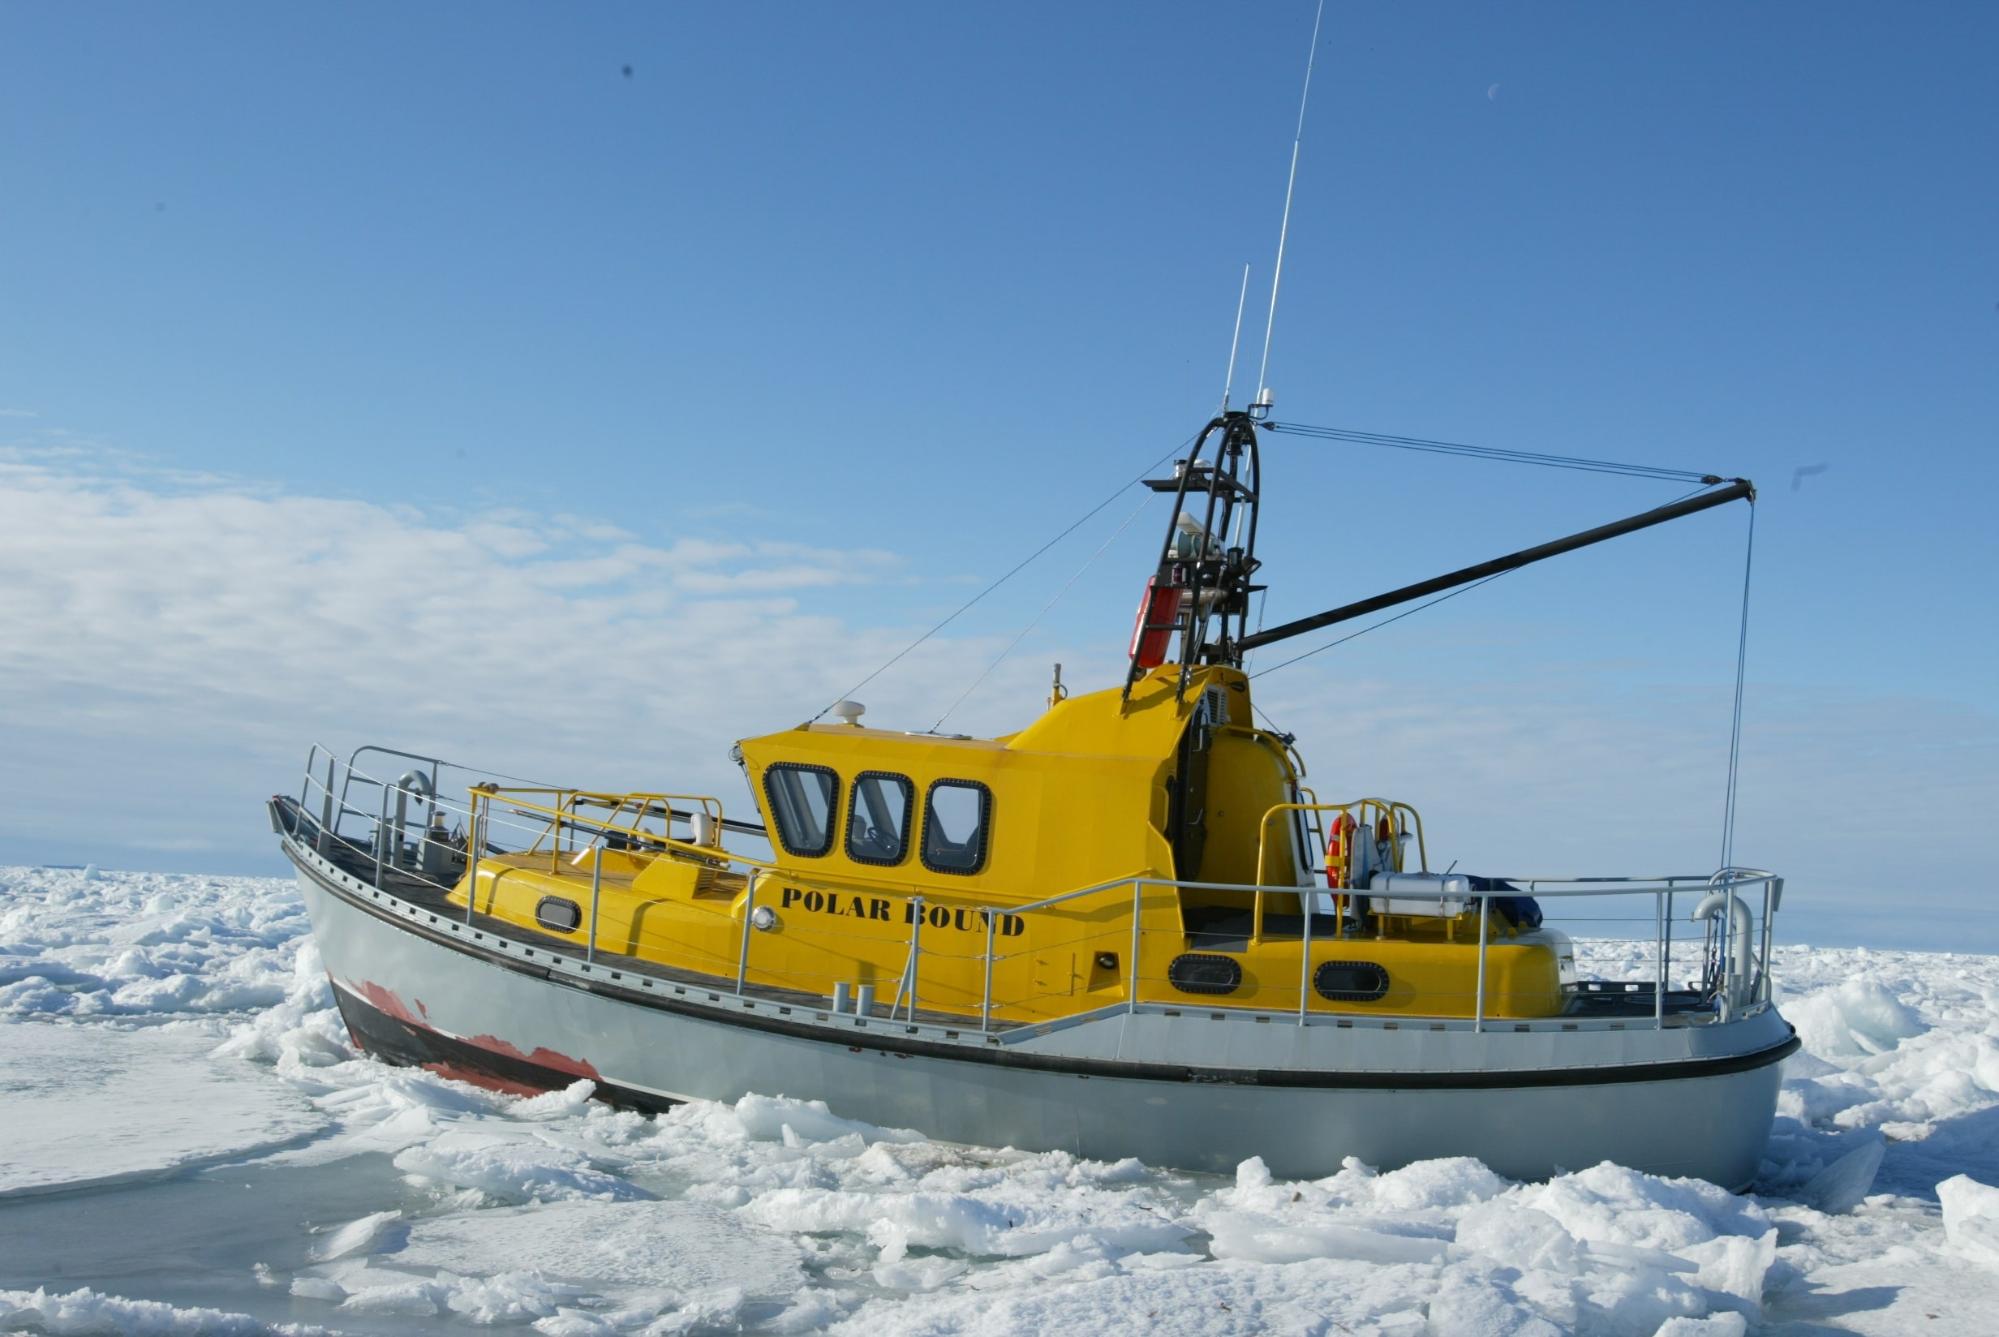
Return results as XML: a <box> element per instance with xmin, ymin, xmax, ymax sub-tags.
<box><xmin>1253</xmin><ymin>797</ymin><xmax>1428</xmax><ymax>892</ymax></box>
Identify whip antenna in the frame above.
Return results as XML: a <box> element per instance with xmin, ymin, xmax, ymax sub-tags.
<box><xmin>1219</xmin><ymin>262</ymin><xmax>1252</xmax><ymax>413</ymax></box>
<box><xmin>1251</xmin><ymin>0</ymin><xmax>1327</xmax><ymax>422</ymax></box>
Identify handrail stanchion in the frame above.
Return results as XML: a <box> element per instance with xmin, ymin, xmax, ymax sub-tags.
<box><xmin>905</xmin><ymin>899</ymin><xmax>922</xmax><ymax>1020</ymax></box>
<box><xmin>1654</xmin><ymin>890</ymin><xmax>1666</xmax><ymax>1029</ymax></box>
<box><xmin>1473</xmin><ymin>892</ymin><xmax>1489</xmax><ymax>1033</ymax></box>
<box><xmin>735</xmin><ymin>875</ymin><xmax>756</xmax><ymax>994</ymax></box>
<box><xmin>981</xmin><ymin>910</ymin><xmax>997</xmax><ymax>1033</ymax></box>
<box><xmin>464</xmin><ymin>793</ymin><xmax>482</xmax><ymax>926</ymax></box>
<box><xmin>586</xmin><ymin>840</ymin><xmax>604</xmax><ymax>965</ymax></box>
<box><xmin>317</xmin><ymin>755</ymin><xmax>337</xmax><ymax>854</ymax></box>
<box><xmin>1661</xmin><ymin>888</ymin><xmax>1674</xmax><ymax>1025</ymax></box>
<box><xmin>1761</xmin><ymin>877</ymin><xmax>1780</xmax><ymax>1003</ymax></box>
<box><xmin>1297</xmin><ymin>880</ymin><xmax>1313</xmax><ymax>1024</ymax></box>
<box><xmin>1127</xmin><ymin>880</ymin><xmax>1144</xmax><ymax>1014</ymax></box>
<box><xmin>374</xmin><ymin>784</ymin><xmax>391</xmax><ymax>887</ymax></box>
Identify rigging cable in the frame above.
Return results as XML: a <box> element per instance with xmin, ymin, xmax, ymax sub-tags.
<box><xmin>928</xmin><ymin>489</ymin><xmax>1153</xmax><ymax>734</ymax></box>
<box><xmin>810</xmin><ymin>435</ymin><xmax>1193</xmax><ymax>723</ymax></box>
<box><xmin>1248</xmin><ymin>479</ymin><xmax>1730</xmax><ymax>679</ymax></box>
<box><xmin>1247</xmin><ymin>570</ymin><xmax>1512</xmax><ymax>679</ymax></box>
<box><xmin>1718</xmin><ymin>497</ymin><xmax>1757</xmax><ymax>871</ymax></box>
<box><xmin>1266</xmin><ymin>420</ymin><xmax>1721</xmax><ymax>484</ymax></box>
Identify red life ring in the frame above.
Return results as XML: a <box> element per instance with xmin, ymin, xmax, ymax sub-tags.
<box><xmin>1325</xmin><ymin>811</ymin><xmax>1356</xmax><ymax>889</ymax></box>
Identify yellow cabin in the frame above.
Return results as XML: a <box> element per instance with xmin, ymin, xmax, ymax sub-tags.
<box><xmin>449</xmin><ymin>664</ymin><xmax>1567</xmax><ymax>1025</ymax></box>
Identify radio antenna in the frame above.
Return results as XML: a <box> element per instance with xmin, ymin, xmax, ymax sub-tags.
<box><xmin>1218</xmin><ymin>262</ymin><xmax>1251</xmax><ymax>413</ymax></box>
<box><xmin>1250</xmin><ymin>0</ymin><xmax>1327</xmax><ymax>422</ymax></box>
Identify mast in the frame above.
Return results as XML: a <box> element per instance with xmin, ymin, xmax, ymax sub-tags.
<box><xmin>1122</xmin><ymin>412</ymin><xmax>1264</xmax><ymax>702</ymax></box>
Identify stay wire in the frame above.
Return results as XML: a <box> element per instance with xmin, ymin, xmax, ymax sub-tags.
<box><xmin>811</xmin><ymin>436</ymin><xmax>1193</xmax><ymax>723</ymax></box>
<box><xmin>1248</xmin><ymin>478</ymin><xmax>1730</xmax><ymax>680</ymax></box>
<box><xmin>1718</xmin><ymin>498</ymin><xmax>1757</xmax><ymax>871</ymax></box>
<box><xmin>1266</xmin><ymin>421</ymin><xmax>1718</xmax><ymax>484</ymax></box>
<box><xmin>1246</xmin><ymin>571</ymin><xmax>1511</xmax><ymax>679</ymax></box>
<box><xmin>928</xmin><ymin>489</ymin><xmax>1153</xmax><ymax>734</ymax></box>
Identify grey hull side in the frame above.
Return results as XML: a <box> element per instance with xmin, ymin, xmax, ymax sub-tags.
<box><xmin>292</xmin><ymin>855</ymin><xmax>1792</xmax><ymax>1188</ymax></box>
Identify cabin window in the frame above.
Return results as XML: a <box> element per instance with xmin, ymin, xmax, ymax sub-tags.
<box><xmin>921</xmin><ymin>779</ymin><xmax>991</xmax><ymax>875</ymax></box>
<box><xmin>764</xmin><ymin>763</ymin><xmax>839</xmax><ymax>858</ymax></box>
<box><xmin>846</xmin><ymin>771</ymin><xmax>914</xmax><ymax>866</ymax></box>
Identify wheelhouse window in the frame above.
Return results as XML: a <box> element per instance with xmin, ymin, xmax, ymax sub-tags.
<box><xmin>764</xmin><ymin>763</ymin><xmax>839</xmax><ymax>858</ymax></box>
<box><xmin>922</xmin><ymin>779</ymin><xmax>992</xmax><ymax>875</ymax></box>
<box><xmin>846</xmin><ymin>771</ymin><xmax>914</xmax><ymax>866</ymax></box>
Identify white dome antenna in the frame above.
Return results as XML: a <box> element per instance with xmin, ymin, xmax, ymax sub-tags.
<box><xmin>831</xmin><ymin>700</ymin><xmax>867</xmax><ymax>727</ymax></box>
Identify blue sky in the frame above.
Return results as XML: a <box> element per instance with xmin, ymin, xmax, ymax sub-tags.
<box><xmin>3</xmin><ymin>3</ymin><xmax>1994</xmax><ymax>950</ymax></box>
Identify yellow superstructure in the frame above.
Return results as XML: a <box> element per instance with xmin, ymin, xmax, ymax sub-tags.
<box><xmin>446</xmin><ymin>662</ymin><xmax>1568</xmax><ymax>1024</ymax></box>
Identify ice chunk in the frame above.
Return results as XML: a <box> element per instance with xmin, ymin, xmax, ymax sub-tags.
<box><xmin>310</xmin><ymin>1208</ymin><xmax>401</xmax><ymax>1261</ymax></box>
<box><xmin>0</xmin><ymin>1285</ymin><xmax>288</xmax><ymax>1335</ymax></box>
<box><xmin>1369</xmin><ymin>1156</ymin><xmax>1509</xmax><ymax>1210</ymax></box>
<box><xmin>392</xmin><ymin>1129</ymin><xmax>652</xmax><ymax>1202</ymax></box>
<box><xmin>1524</xmin><ymin>1162</ymin><xmax>1770</xmax><ymax>1253</ymax></box>
<box><xmin>1939</xmin><ymin>1173</ymin><xmax>1999</xmax><ymax>1267</ymax></box>
<box><xmin>1788</xmin><ymin>977</ymin><xmax>1927</xmax><ymax>1059</ymax></box>
<box><xmin>730</xmin><ymin>1093</ymin><xmax>925</xmax><ymax>1145</ymax></box>
<box><xmin>290</xmin><ymin>1274</ymin><xmax>347</xmax><ymax>1301</ymax></box>
<box><xmin>1424</xmin><ymin>1273</ymin><xmax>1565</xmax><ymax>1336</ymax></box>
<box><xmin>1206</xmin><ymin>1211</ymin><xmax>1448</xmax><ymax>1265</ymax></box>
<box><xmin>1654</xmin><ymin>1316</ymin><xmax>1748</xmax><ymax>1336</ymax></box>
<box><xmin>394</xmin><ymin>1199</ymin><xmax>807</xmax><ymax>1295</ymax></box>
<box><xmin>1454</xmin><ymin>1202</ymin><xmax>1586</xmax><ymax>1275</ymax></box>
<box><xmin>1798</xmin><ymin>1136</ymin><xmax>1885</xmax><ymax>1213</ymax></box>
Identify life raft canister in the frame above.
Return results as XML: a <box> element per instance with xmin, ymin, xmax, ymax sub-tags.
<box><xmin>1127</xmin><ymin>577</ymin><xmax>1185</xmax><ymax>669</ymax></box>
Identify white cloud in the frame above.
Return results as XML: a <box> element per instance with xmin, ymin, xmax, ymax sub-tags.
<box><xmin>0</xmin><ymin>447</ymin><xmax>1051</xmax><ymax>866</ymax></box>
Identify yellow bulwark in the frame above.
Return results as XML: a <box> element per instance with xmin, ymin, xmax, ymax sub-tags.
<box><xmin>447</xmin><ymin>664</ymin><xmax>1567</xmax><ymax>1024</ymax></box>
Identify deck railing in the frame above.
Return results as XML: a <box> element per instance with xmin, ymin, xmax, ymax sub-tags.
<box><xmin>295</xmin><ymin>745</ymin><xmax>1782</xmax><ymax>1036</ymax></box>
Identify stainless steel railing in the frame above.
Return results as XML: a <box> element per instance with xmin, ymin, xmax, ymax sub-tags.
<box><xmin>292</xmin><ymin>746</ymin><xmax>1782</xmax><ymax>1035</ymax></box>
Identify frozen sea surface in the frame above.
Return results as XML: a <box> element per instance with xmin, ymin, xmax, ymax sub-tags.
<box><xmin>4</xmin><ymin>865</ymin><xmax>1999</xmax><ymax>1334</ymax></box>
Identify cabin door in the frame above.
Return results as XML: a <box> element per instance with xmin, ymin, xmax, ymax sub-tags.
<box><xmin>1167</xmin><ymin>693</ymin><xmax>1219</xmax><ymax>881</ymax></box>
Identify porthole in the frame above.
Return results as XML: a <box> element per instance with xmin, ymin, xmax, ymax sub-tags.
<box><xmin>1314</xmin><ymin>960</ymin><xmax>1389</xmax><ymax>1002</ymax></box>
<box><xmin>1167</xmin><ymin>953</ymin><xmax>1242</xmax><ymax>996</ymax></box>
<box><xmin>535</xmin><ymin>896</ymin><xmax>582</xmax><ymax>933</ymax></box>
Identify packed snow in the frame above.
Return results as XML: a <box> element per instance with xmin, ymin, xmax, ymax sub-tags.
<box><xmin>4</xmin><ymin>865</ymin><xmax>1999</xmax><ymax>1334</ymax></box>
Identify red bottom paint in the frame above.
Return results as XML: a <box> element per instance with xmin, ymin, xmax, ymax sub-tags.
<box><xmin>337</xmin><ymin>975</ymin><xmax>604</xmax><ymax>1096</ymax></box>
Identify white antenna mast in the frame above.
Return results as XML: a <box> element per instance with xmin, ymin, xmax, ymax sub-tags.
<box><xmin>1218</xmin><ymin>262</ymin><xmax>1251</xmax><ymax>413</ymax></box>
<box><xmin>1250</xmin><ymin>0</ymin><xmax>1327</xmax><ymax>422</ymax></box>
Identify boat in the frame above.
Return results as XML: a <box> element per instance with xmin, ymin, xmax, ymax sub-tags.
<box><xmin>267</xmin><ymin>406</ymin><xmax>1797</xmax><ymax>1188</ymax></box>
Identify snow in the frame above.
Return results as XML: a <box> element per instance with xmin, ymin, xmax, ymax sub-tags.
<box><xmin>6</xmin><ymin>863</ymin><xmax>1999</xmax><ymax>1333</ymax></box>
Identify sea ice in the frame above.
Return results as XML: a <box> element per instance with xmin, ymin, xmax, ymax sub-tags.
<box><xmin>389</xmin><ymin>1198</ymin><xmax>807</xmax><ymax>1293</ymax></box>
<box><xmin>0</xmin><ymin>1023</ymin><xmax>324</xmax><ymax>1197</ymax></box>
<box><xmin>10</xmin><ymin>866</ymin><xmax>1999</xmax><ymax>1333</ymax></box>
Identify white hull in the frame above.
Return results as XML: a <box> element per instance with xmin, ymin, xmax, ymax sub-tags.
<box><xmin>288</xmin><ymin>834</ymin><xmax>1795</xmax><ymax>1187</ymax></box>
